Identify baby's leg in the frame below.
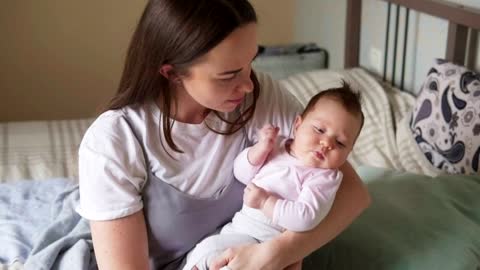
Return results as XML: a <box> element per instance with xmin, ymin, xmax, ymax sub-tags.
<box><xmin>182</xmin><ymin>233</ymin><xmax>258</xmax><ymax>270</ymax></box>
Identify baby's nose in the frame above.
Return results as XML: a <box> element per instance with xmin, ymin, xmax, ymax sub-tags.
<box><xmin>319</xmin><ymin>140</ymin><xmax>333</xmax><ymax>151</ymax></box>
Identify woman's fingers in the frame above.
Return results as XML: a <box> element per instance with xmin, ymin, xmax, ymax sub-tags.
<box><xmin>209</xmin><ymin>248</ymin><xmax>235</xmax><ymax>270</ymax></box>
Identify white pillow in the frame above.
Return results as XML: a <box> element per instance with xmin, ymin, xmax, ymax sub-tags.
<box><xmin>409</xmin><ymin>60</ymin><xmax>480</xmax><ymax>174</ymax></box>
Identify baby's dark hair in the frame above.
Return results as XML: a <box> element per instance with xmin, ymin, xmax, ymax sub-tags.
<box><xmin>301</xmin><ymin>80</ymin><xmax>364</xmax><ymax>133</ymax></box>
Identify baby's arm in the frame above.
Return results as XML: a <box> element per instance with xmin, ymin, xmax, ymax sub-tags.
<box><xmin>274</xmin><ymin>170</ymin><xmax>343</xmax><ymax>231</ymax></box>
<box><xmin>247</xmin><ymin>170</ymin><xmax>343</xmax><ymax>232</ymax></box>
<box><xmin>233</xmin><ymin>125</ymin><xmax>278</xmax><ymax>185</ymax></box>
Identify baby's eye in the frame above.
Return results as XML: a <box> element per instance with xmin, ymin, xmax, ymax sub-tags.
<box><xmin>336</xmin><ymin>140</ymin><xmax>346</xmax><ymax>147</ymax></box>
<box><xmin>314</xmin><ymin>127</ymin><xmax>325</xmax><ymax>134</ymax></box>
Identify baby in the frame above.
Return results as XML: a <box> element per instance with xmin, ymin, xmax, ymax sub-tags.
<box><xmin>183</xmin><ymin>81</ymin><xmax>364</xmax><ymax>270</ymax></box>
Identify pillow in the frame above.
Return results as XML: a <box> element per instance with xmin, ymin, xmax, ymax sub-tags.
<box><xmin>409</xmin><ymin>60</ymin><xmax>480</xmax><ymax>174</ymax></box>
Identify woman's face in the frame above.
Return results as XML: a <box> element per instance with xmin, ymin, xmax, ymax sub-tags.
<box><xmin>178</xmin><ymin>23</ymin><xmax>258</xmax><ymax>114</ymax></box>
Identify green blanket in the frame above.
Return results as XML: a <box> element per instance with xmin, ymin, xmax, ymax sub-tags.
<box><xmin>305</xmin><ymin>166</ymin><xmax>480</xmax><ymax>270</ymax></box>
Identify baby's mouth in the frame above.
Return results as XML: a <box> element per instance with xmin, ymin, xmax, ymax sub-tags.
<box><xmin>314</xmin><ymin>151</ymin><xmax>325</xmax><ymax>160</ymax></box>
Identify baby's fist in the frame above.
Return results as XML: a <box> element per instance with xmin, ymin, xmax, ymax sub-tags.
<box><xmin>258</xmin><ymin>124</ymin><xmax>279</xmax><ymax>151</ymax></box>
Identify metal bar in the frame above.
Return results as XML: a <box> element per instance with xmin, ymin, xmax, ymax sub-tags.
<box><xmin>344</xmin><ymin>0</ymin><xmax>362</xmax><ymax>68</ymax></box>
<box><xmin>400</xmin><ymin>8</ymin><xmax>409</xmax><ymax>91</ymax></box>
<box><xmin>446</xmin><ymin>22</ymin><xmax>468</xmax><ymax>64</ymax></box>
<box><xmin>383</xmin><ymin>2</ymin><xmax>391</xmax><ymax>81</ymax></box>
<box><xmin>381</xmin><ymin>0</ymin><xmax>480</xmax><ymax>30</ymax></box>
<box><xmin>392</xmin><ymin>5</ymin><xmax>400</xmax><ymax>87</ymax></box>
<box><xmin>466</xmin><ymin>29</ymin><xmax>478</xmax><ymax>69</ymax></box>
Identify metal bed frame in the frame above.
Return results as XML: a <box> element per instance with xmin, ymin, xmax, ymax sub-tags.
<box><xmin>344</xmin><ymin>0</ymin><xmax>480</xmax><ymax>90</ymax></box>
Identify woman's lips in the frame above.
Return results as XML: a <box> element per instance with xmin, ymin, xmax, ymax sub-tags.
<box><xmin>228</xmin><ymin>97</ymin><xmax>244</xmax><ymax>105</ymax></box>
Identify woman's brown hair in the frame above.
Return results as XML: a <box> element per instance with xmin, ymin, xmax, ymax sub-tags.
<box><xmin>106</xmin><ymin>0</ymin><xmax>259</xmax><ymax>152</ymax></box>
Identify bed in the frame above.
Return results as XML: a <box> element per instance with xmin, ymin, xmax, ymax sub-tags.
<box><xmin>1</xmin><ymin>0</ymin><xmax>480</xmax><ymax>269</ymax></box>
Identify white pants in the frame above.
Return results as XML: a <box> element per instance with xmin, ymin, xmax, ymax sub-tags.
<box><xmin>181</xmin><ymin>205</ymin><xmax>284</xmax><ymax>270</ymax></box>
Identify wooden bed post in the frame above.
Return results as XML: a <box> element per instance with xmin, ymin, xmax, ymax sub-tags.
<box><xmin>446</xmin><ymin>22</ymin><xmax>468</xmax><ymax>65</ymax></box>
<box><xmin>345</xmin><ymin>0</ymin><xmax>362</xmax><ymax>68</ymax></box>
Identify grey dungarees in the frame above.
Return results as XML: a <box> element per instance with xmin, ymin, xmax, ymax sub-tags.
<box><xmin>123</xmin><ymin>115</ymin><xmax>246</xmax><ymax>270</ymax></box>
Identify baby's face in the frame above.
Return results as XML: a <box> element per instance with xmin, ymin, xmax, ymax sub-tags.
<box><xmin>291</xmin><ymin>98</ymin><xmax>362</xmax><ymax>169</ymax></box>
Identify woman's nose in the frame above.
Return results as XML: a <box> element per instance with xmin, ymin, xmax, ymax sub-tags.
<box><xmin>237</xmin><ymin>70</ymin><xmax>254</xmax><ymax>94</ymax></box>
<box><xmin>239</xmin><ymin>76</ymin><xmax>254</xmax><ymax>94</ymax></box>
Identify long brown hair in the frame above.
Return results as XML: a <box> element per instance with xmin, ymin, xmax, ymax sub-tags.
<box><xmin>106</xmin><ymin>0</ymin><xmax>260</xmax><ymax>152</ymax></box>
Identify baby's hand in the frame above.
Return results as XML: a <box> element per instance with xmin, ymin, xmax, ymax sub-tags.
<box><xmin>257</xmin><ymin>124</ymin><xmax>279</xmax><ymax>153</ymax></box>
<box><xmin>243</xmin><ymin>183</ymin><xmax>270</xmax><ymax>209</ymax></box>
<box><xmin>246</xmin><ymin>125</ymin><xmax>279</xmax><ymax>166</ymax></box>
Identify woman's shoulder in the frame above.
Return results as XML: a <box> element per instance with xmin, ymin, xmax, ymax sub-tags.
<box><xmin>80</xmin><ymin>105</ymin><xmax>152</xmax><ymax>153</ymax></box>
<box><xmin>255</xmin><ymin>71</ymin><xmax>278</xmax><ymax>94</ymax></box>
<box><xmin>83</xmin><ymin>110</ymin><xmax>129</xmax><ymax>143</ymax></box>
<box><xmin>255</xmin><ymin>71</ymin><xmax>301</xmax><ymax>110</ymax></box>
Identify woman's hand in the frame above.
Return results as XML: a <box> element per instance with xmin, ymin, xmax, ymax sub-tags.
<box><xmin>209</xmin><ymin>242</ymin><xmax>301</xmax><ymax>270</ymax></box>
<box><xmin>210</xmin><ymin>242</ymin><xmax>275</xmax><ymax>270</ymax></box>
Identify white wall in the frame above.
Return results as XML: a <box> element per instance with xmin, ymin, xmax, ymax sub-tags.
<box><xmin>293</xmin><ymin>0</ymin><xmax>347</xmax><ymax>69</ymax></box>
<box><xmin>294</xmin><ymin>0</ymin><xmax>480</xmax><ymax>94</ymax></box>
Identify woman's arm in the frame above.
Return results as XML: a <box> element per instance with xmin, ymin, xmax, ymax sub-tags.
<box><xmin>90</xmin><ymin>211</ymin><xmax>149</xmax><ymax>270</ymax></box>
<box><xmin>211</xmin><ymin>161</ymin><xmax>371</xmax><ymax>270</ymax></box>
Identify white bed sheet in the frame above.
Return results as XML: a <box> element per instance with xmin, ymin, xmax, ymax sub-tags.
<box><xmin>0</xmin><ymin>118</ymin><xmax>94</xmax><ymax>183</ymax></box>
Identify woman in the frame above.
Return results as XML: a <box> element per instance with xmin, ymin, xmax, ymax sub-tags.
<box><xmin>76</xmin><ymin>1</ymin><xmax>371</xmax><ymax>269</ymax></box>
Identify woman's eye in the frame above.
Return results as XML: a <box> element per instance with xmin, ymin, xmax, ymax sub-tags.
<box><xmin>219</xmin><ymin>74</ymin><xmax>238</xmax><ymax>82</ymax></box>
<box><xmin>219</xmin><ymin>76</ymin><xmax>235</xmax><ymax>82</ymax></box>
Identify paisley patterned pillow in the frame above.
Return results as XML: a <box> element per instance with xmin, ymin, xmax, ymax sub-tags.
<box><xmin>410</xmin><ymin>60</ymin><xmax>480</xmax><ymax>174</ymax></box>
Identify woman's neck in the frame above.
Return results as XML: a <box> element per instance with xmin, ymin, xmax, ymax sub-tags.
<box><xmin>172</xmin><ymin>106</ymin><xmax>209</xmax><ymax>124</ymax></box>
<box><xmin>157</xmin><ymin>90</ymin><xmax>208</xmax><ymax>124</ymax></box>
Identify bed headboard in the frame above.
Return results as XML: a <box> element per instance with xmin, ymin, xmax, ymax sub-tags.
<box><xmin>345</xmin><ymin>0</ymin><xmax>480</xmax><ymax>90</ymax></box>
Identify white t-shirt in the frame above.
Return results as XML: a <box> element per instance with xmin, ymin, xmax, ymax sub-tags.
<box><xmin>76</xmin><ymin>72</ymin><xmax>302</xmax><ymax>221</ymax></box>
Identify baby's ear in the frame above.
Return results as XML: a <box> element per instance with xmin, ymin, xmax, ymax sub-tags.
<box><xmin>293</xmin><ymin>115</ymin><xmax>302</xmax><ymax>136</ymax></box>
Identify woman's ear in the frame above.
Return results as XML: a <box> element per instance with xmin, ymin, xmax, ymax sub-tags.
<box><xmin>160</xmin><ymin>64</ymin><xmax>182</xmax><ymax>85</ymax></box>
<box><xmin>159</xmin><ymin>64</ymin><xmax>174</xmax><ymax>79</ymax></box>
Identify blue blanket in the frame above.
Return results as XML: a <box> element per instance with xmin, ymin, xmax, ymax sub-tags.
<box><xmin>0</xmin><ymin>179</ymin><xmax>96</xmax><ymax>270</ymax></box>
